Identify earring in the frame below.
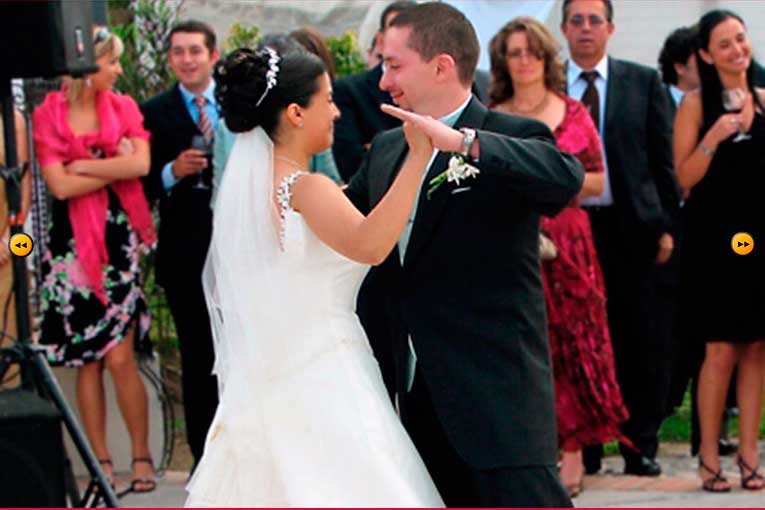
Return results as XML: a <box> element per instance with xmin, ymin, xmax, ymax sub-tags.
<box><xmin>85</xmin><ymin>77</ymin><xmax>93</xmax><ymax>87</ymax></box>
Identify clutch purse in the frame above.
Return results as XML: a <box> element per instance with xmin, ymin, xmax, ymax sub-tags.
<box><xmin>539</xmin><ymin>233</ymin><xmax>558</xmax><ymax>261</ymax></box>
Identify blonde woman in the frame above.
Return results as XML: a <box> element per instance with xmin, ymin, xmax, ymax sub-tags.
<box><xmin>33</xmin><ymin>27</ymin><xmax>157</xmax><ymax>494</ymax></box>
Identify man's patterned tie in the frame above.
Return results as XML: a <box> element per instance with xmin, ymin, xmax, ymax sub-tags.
<box><xmin>580</xmin><ymin>71</ymin><xmax>600</xmax><ymax>128</ymax></box>
<box><xmin>194</xmin><ymin>94</ymin><xmax>213</xmax><ymax>144</ymax></box>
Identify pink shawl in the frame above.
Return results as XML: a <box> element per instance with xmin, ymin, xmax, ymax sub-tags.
<box><xmin>33</xmin><ymin>89</ymin><xmax>156</xmax><ymax>306</ymax></box>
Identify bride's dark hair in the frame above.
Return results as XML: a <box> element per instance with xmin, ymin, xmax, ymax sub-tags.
<box><xmin>214</xmin><ymin>47</ymin><xmax>326</xmax><ymax>135</ymax></box>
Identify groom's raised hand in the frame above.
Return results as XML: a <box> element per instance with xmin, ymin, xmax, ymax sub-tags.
<box><xmin>381</xmin><ymin>104</ymin><xmax>479</xmax><ymax>158</ymax></box>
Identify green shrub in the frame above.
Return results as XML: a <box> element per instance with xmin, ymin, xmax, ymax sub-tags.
<box><xmin>111</xmin><ymin>0</ymin><xmax>181</xmax><ymax>103</ymax></box>
<box><xmin>326</xmin><ymin>31</ymin><xmax>367</xmax><ymax>78</ymax></box>
<box><xmin>225</xmin><ymin>22</ymin><xmax>261</xmax><ymax>54</ymax></box>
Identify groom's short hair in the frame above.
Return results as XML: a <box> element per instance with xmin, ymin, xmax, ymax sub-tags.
<box><xmin>388</xmin><ymin>3</ymin><xmax>479</xmax><ymax>87</ymax></box>
<box><xmin>379</xmin><ymin>1</ymin><xmax>415</xmax><ymax>33</ymax></box>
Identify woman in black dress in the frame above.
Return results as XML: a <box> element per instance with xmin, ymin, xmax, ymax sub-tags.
<box><xmin>674</xmin><ymin>10</ymin><xmax>765</xmax><ymax>493</ymax></box>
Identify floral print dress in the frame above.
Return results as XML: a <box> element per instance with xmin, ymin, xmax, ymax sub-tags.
<box><xmin>33</xmin><ymin>89</ymin><xmax>154</xmax><ymax>366</ymax></box>
<box><xmin>39</xmin><ymin>194</ymin><xmax>151</xmax><ymax>365</ymax></box>
<box><xmin>540</xmin><ymin>95</ymin><xmax>629</xmax><ymax>451</ymax></box>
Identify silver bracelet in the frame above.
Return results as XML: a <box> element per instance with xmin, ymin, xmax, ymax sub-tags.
<box><xmin>459</xmin><ymin>128</ymin><xmax>476</xmax><ymax>157</ymax></box>
<box><xmin>698</xmin><ymin>143</ymin><xmax>715</xmax><ymax>157</ymax></box>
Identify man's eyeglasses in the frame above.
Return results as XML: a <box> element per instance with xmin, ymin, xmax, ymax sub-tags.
<box><xmin>568</xmin><ymin>14</ymin><xmax>606</xmax><ymax>27</ymax></box>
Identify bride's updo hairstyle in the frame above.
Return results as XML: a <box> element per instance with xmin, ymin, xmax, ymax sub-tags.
<box><xmin>214</xmin><ymin>47</ymin><xmax>326</xmax><ymax>136</ymax></box>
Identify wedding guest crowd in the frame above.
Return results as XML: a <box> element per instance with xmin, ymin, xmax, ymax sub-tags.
<box><xmin>23</xmin><ymin>0</ymin><xmax>765</xmax><ymax>501</ymax></box>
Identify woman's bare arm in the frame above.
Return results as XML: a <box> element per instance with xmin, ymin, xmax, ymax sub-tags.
<box><xmin>67</xmin><ymin>137</ymin><xmax>150</xmax><ymax>180</ymax></box>
<box><xmin>293</xmin><ymin>148</ymin><xmax>430</xmax><ymax>265</ymax></box>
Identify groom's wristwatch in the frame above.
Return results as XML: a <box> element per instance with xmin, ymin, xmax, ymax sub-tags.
<box><xmin>458</xmin><ymin>128</ymin><xmax>477</xmax><ymax>157</ymax></box>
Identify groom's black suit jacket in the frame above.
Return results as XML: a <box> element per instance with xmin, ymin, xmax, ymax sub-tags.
<box><xmin>346</xmin><ymin>97</ymin><xmax>584</xmax><ymax>469</ymax></box>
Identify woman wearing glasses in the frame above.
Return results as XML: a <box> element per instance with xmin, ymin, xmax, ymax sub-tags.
<box><xmin>32</xmin><ymin>27</ymin><xmax>157</xmax><ymax>494</ymax></box>
<box><xmin>488</xmin><ymin>17</ymin><xmax>627</xmax><ymax>497</ymax></box>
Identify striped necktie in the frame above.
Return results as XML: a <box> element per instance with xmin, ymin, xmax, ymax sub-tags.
<box><xmin>194</xmin><ymin>94</ymin><xmax>214</xmax><ymax>144</ymax></box>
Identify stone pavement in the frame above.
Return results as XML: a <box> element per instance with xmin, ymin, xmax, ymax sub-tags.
<box><xmin>107</xmin><ymin>443</ymin><xmax>765</xmax><ymax>508</ymax></box>
<box><xmin>575</xmin><ymin>442</ymin><xmax>765</xmax><ymax>507</ymax></box>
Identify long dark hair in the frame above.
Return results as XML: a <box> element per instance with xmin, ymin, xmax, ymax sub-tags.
<box><xmin>696</xmin><ymin>10</ymin><xmax>763</xmax><ymax>130</ymax></box>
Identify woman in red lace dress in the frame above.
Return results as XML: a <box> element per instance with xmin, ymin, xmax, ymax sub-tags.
<box><xmin>489</xmin><ymin>17</ymin><xmax>628</xmax><ymax>497</ymax></box>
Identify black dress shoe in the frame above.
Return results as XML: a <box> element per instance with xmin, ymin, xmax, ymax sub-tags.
<box><xmin>583</xmin><ymin>444</ymin><xmax>603</xmax><ymax>474</ymax></box>
<box><xmin>584</xmin><ymin>461</ymin><xmax>601</xmax><ymax>475</ymax></box>
<box><xmin>624</xmin><ymin>456</ymin><xmax>662</xmax><ymax>476</ymax></box>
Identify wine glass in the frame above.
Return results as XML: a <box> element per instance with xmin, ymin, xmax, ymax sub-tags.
<box><xmin>721</xmin><ymin>88</ymin><xmax>751</xmax><ymax>142</ymax></box>
<box><xmin>190</xmin><ymin>135</ymin><xmax>212</xmax><ymax>190</ymax></box>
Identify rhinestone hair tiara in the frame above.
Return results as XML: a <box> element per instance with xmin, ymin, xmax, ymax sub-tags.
<box><xmin>255</xmin><ymin>46</ymin><xmax>280</xmax><ymax>107</ymax></box>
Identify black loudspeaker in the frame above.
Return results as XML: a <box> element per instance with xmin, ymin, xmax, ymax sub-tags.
<box><xmin>91</xmin><ymin>0</ymin><xmax>109</xmax><ymax>26</ymax></box>
<box><xmin>0</xmin><ymin>389</ymin><xmax>67</xmax><ymax>507</ymax></box>
<box><xmin>0</xmin><ymin>1</ymin><xmax>97</xmax><ymax>80</ymax></box>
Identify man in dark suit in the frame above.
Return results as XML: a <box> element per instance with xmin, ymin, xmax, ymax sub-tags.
<box><xmin>561</xmin><ymin>0</ymin><xmax>681</xmax><ymax>476</ymax></box>
<box><xmin>332</xmin><ymin>1</ymin><xmax>415</xmax><ymax>182</ymax></box>
<box><xmin>346</xmin><ymin>3</ymin><xmax>584</xmax><ymax>506</ymax></box>
<box><xmin>140</xmin><ymin>20</ymin><xmax>220</xmax><ymax>468</ymax></box>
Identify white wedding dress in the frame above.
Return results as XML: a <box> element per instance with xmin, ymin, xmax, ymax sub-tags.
<box><xmin>184</xmin><ymin>128</ymin><xmax>443</xmax><ymax>508</ymax></box>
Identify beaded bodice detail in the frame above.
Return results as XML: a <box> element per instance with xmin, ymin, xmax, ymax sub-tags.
<box><xmin>277</xmin><ymin>171</ymin><xmax>307</xmax><ymax>250</ymax></box>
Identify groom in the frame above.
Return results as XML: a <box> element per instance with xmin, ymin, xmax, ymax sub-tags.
<box><xmin>345</xmin><ymin>3</ymin><xmax>583</xmax><ymax>508</ymax></box>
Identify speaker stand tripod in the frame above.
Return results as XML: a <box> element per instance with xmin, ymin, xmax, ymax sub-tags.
<box><xmin>0</xmin><ymin>79</ymin><xmax>119</xmax><ymax>508</ymax></box>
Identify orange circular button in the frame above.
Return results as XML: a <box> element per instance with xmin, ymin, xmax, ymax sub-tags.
<box><xmin>731</xmin><ymin>232</ymin><xmax>754</xmax><ymax>256</ymax></box>
<box><xmin>9</xmin><ymin>233</ymin><xmax>33</xmax><ymax>257</ymax></box>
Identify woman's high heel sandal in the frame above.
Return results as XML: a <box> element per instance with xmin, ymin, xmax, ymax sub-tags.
<box><xmin>699</xmin><ymin>457</ymin><xmax>731</xmax><ymax>493</ymax></box>
<box><xmin>736</xmin><ymin>456</ymin><xmax>765</xmax><ymax>490</ymax></box>
<box><xmin>97</xmin><ymin>458</ymin><xmax>115</xmax><ymax>490</ymax></box>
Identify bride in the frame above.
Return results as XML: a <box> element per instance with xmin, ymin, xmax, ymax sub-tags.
<box><xmin>184</xmin><ymin>47</ymin><xmax>443</xmax><ymax>507</ymax></box>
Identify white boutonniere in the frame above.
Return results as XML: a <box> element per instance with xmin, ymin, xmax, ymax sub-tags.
<box><xmin>427</xmin><ymin>154</ymin><xmax>480</xmax><ymax>199</ymax></box>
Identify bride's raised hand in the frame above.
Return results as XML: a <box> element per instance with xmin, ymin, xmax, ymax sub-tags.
<box><xmin>382</xmin><ymin>104</ymin><xmax>464</xmax><ymax>154</ymax></box>
<box><xmin>402</xmin><ymin>119</ymin><xmax>433</xmax><ymax>161</ymax></box>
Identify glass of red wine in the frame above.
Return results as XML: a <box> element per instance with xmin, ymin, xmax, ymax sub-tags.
<box><xmin>721</xmin><ymin>88</ymin><xmax>751</xmax><ymax>143</ymax></box>
<box><xmin>190</xmin><ymin>135</ymin><xmax>212</xmax><ymax>190</ymax></box>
